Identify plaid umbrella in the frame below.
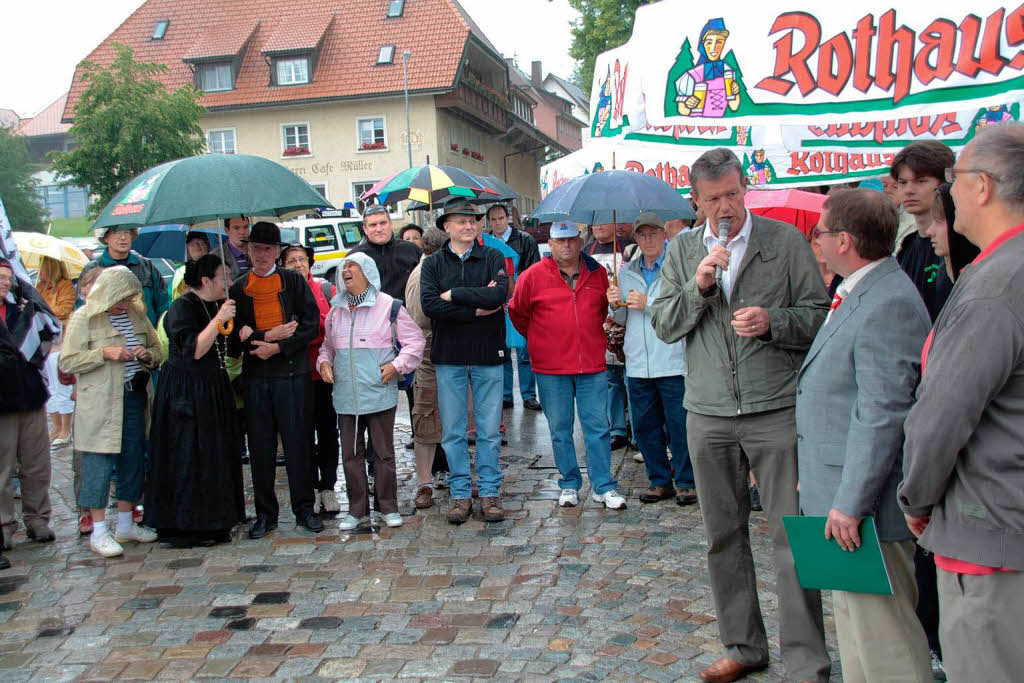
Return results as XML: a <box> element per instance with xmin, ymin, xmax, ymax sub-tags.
<box><xmin>359</xmin><ymin>165</ymin><xmax>499</xmax><ymax>207</ymax></box>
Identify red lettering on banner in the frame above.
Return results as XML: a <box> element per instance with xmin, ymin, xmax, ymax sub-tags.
<box><xmin>803</xmin><ymin>111</ymin><xmax>968</xmax><ymax>144</ymax></box>
<box><xmin>851</xmin><ymin>15</ymin><xmax>877</xmax><ymax>92</ymax></box>
<box><xmin>758</xmin><ymin>12</ymin><xmax>822</xmax><ymax>95</ymax></box>
<box><xmin>1008</xmin><ymin>6</ymin><xmax>1024</xmax><ymax>68</ymax></box>
<box><xmin>787</xmin><ymin>151</ymin><xmax>895</xmax><ymax>176</ymax></box>
<box><xmin>875</xmin><ymin>10</ymin><xmax>915</xmax><ymax>104</ymax></box>
<box><xmin>623</xmin><ymin>161</ymin><xmax>691</xmax><ymax>190</ymax></box>
<box><xmin>612</xmin><ymin>60</ymin><xmax>629</xmax><ymax>122</ymax></box>
<box><xmin>624</xmin><ymin>161</ymin><xmax>644</xmax><ymax>173</ymax></box>
<box><xmin>916</xmin><ymin>20</ymin><xmax>957</xmax><ymax>84</ymax></box>
<box><xmin>818</xmin><ymin>34</ymin><xmax>854</xmax><ymax>95</ymax></box>
<box><xmin>979</xmin><ymin>9</ymin><xmax>1009</xmax><ymax>74</ymax></box>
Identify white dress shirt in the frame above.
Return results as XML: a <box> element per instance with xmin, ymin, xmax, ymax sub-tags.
<box><xmin>702</xmin><ymin>210</ymin><xmax>753</xmax><ymax>302</ymax></box>
<box><xmin>824</xmin><ymin>257</ymin><xmax>889</xmax><ymax>324</ymax></box>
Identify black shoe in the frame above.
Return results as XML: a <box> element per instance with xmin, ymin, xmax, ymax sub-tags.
<box><xmin>275</xmin><ymin>454</ymin><xmax>286</xmax><ymax>466</ymax></box>
<box><xmin>749</xmin><ymin>485</ymin><xmax>763</xmax><ymax>512</ymax></box>
<box><xmin>502</xmin><ymin>399</ymin><xmax>514</xmax><ymax>408</ymax></box>
<box><xmin>297</xmin><ymin>512</ymin><xmax>325</xmax><ymax>533</ymax></box>
<box><xmin>405</xmin><ymin>438</ymin><xmax>415</xmax><ymax>450</ymax></box>
<box><xmin>0</xmin><ymin>554</ymin><xmax>9</xmax><ymax>570</ymax></box>
<box><xmin>248</xmin><ymin>516</ymin><xmax>278</xmax><ymax>539</ymax></box>
<box><xmin>523</xmin><ymin>398</ymin><xmax>542</xmax><ymax>411</ymax></box>
<box><xmin>610</xmin><ymin>435</ymin><xmax>629</xmax><ymax>450</ymax></box>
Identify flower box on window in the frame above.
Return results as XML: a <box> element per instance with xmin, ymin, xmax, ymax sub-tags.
<box><xmin>361</xmin><ymin>141</ymin><xmax>386</xmax><ymax>150</ymax></box>
<box><xmin>283</xmin><ymin>145</ymin><xmax>310</xmax><ymax>157</ymax></box>
<box><xmin>462</xmin><ymin>147</ymin><xmax>470</xmax><ymax>155</ymax></box>
<box><xmin>471</xmin><ymin>151</ymin><xmax>482</xmax><ymax>160</ymax></box>
<box><xmin>450</xmin><ymin>143</ymin><xmax>459</xmax><ymax>151</ymax></box>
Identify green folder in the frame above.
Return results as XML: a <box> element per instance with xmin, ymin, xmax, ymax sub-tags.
<box><xmin>783</xmin><ymin>515</ymin><xmax>893</xmax><ymax>595</ymax></box>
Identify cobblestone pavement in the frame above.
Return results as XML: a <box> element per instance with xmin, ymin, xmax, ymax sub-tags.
<box><xmin>0</xmin><ymin>400</ymin><xmax>841</xmax><ymax>681</ymax></box>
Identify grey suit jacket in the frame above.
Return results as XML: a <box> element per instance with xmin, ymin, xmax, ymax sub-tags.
<box><xmin>795</xmin><ymin>258</ymin><xmax>931</xmax><ymax>542</ymax></box>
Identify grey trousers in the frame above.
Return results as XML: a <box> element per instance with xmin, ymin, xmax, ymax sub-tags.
<box><xmin>688</xmin><ymin>408</ymin><xmax>830</xmax><ymax>682</ymax></box>
<box><xmin>938</xmin><ymin>566</ymin><xmax>1024</xmax><ymax>682</ymax></box>
<box><xmin>833</xmin><ymin>540</ymin><xmax>933</xmax><ymax>683</ymax></box>
<box><xmin>0</xmin><ymin>409</ymin><xmax>53</xmax><ymax>538</ymax></box>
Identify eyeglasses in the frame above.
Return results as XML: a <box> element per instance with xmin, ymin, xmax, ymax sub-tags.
<box><xmin>945</xmin><ymin>167</ymin><xmax>1001</xmax><ymax>183</ymax></box>
<box><xmin>811</xmin><ymin>228</ymin><xmax>845</xmax><ymax>239</ymax></box>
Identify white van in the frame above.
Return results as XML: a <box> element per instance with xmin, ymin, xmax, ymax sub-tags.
<box><xmin>279</xmin><ymin>208</ymin><xmax>365</xmax><ymax>282</ymax></box>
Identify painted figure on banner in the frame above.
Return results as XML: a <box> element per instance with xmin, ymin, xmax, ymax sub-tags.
<box><xmin>744</xmin><ymin>149</ymin><xmax>775</xmax><ymax>186</ymax></box>
<box><xmin>670</xmin><ymin>18</ymin><xmax>743</xmax><ymax>118</ymax></box>
<box><xmin>735</xmin><ymin>125</ymin><xmax>751</xmax><ymax>146</ymax></box>
<box><xmin>591</xmin><ymin>162</ymin><xmax>605</xmax><ymax>173</ymax></box>
<box><xmin>974</xmin><ymin>104</ymin><xmax>1014</xmax><ymax>132</ymax></box>
<box><xmin>593</xmin><ymin>60</ymin><xmax>629</xmax><ymax>137</ymax></box>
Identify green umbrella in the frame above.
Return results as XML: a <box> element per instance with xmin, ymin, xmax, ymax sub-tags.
<box><xmin>92</xmin><ymin>154</ymin><xmax>332</xmax><ymax>230</ymax></box>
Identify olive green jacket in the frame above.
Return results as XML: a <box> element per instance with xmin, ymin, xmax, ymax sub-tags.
<box><xmin>650</xmin><ymin>215</ymin><xmax>828</xmax><ymax>417</ymax></box>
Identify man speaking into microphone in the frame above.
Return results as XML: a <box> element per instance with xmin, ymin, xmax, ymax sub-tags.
<box><xmin>651</xmin><ymin>148</ymin><xmax>830</xmax><ymax>683</ymax></box>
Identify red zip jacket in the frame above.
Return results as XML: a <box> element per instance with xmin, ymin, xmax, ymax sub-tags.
<box><xmin>508</xmin><ymin>254</ymin><xmax>609</xmax><ymax>376</ymax></box>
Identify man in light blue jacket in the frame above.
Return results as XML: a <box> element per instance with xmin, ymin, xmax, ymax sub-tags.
<box><xmin>607</xmin><ymin>212</ymin><xmax>696</xmax><ymax>506</ymax></box>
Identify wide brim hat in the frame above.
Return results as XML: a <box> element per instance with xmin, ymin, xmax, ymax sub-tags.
<box><xmin>242</xmin><ymin>221</ymin><xmax>285</xmax><ymax>246</ymax></box>
<box><xmin>435</xmin><ymin>200</ymin><xmax>484</xmax><ymax>230</ymax></box>
<box><xmin>280</xmin><ymin>243</ymin><xmax>315</xmax><ymax>267</ymax></box>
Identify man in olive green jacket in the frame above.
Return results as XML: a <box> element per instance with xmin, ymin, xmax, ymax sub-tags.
<box><xmin>651</xmin><ymin>148</ymin><xmax>829</xmax><ymax>683</ymax></box>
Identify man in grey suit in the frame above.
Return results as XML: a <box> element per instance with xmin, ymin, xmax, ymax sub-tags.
<box><xmin>651</xmin><ymin>148</ymin><xmax>830</xmax><ymax>683</ymax></box>
<box><xmin>796</xmin><ymin>189</ymin><xmax>933</xmax><ymax>683</ymax></box>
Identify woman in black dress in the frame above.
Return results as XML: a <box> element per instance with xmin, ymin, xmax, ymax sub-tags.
<box><xmin>145</xmin><ymin>254</ymin><xmax>244</xmax><ymax>546</ymax></box>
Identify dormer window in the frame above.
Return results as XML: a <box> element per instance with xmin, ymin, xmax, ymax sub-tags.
<box><xmin>377</xmin><ymin>45</ymin><xmax>395</xmax><ymax>65</ymax></box>
<box><xmin>387</xmin><ymin>0</ymin><xmax>405</xmax><ymax>18</ymax></box>
<box><xmin>152</xmin><ymin>20</ymin><xmax>169</xmax><ymax>40</ymax></box>
<box><xmin>198</xmin><ymin>63</ymin><xmax>233</xmax><ymax>92</ymax></box>
<box><xmin>275</xmin><ymin>57</ymin><xmax>310</xmax><ymax>86</ymax></box>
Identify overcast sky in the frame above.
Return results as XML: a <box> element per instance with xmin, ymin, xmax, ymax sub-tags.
<box><xmin>0</xmin><ymin>0</ymin><xmax>580</xmax><ymax>118</ymax></box>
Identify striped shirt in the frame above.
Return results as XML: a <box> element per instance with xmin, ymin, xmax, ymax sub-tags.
<box><xmin>107</xmin><ymin>312</ymin><xmax>142</xmax><ymax>380</ymax></box>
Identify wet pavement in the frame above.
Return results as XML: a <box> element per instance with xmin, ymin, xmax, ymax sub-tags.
<box><xmin>0</xmin><ymin>395</ymin><xmax>842</xmax><ymax>681</ymax></box>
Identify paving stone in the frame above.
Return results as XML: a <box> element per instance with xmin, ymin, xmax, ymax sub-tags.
<box><xmin>449</xmin><ymin>658</ymin><xmax>500</xmax><ymax>676</ymax></box>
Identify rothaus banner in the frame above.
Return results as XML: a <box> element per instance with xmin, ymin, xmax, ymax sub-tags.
<box><xmin>589</xmin><ymin>1</ymin><xmax>1024</xmax><ymax>129</ymax></box>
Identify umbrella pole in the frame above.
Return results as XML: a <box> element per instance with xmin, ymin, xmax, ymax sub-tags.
<box><xmin>611</xmin><ymin>152</ymin><xmax>618</xmax><ymax>285</ymax></box>
<box><xmin>217</xmin><ymin>226</ymin><xmax>234</xmax><ymax>335</ymax></box>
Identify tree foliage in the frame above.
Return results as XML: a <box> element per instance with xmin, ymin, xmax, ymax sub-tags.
<box><xmin>568</xmin><ymin>0</ymin><xmax>651</xmax><ymax>98</ymax></box>
<box><xmin>0</xmin><ymin>127</ymin><xmax>46</xmax><ymax>232</ymax></box>
<box><xmin>52</xmin><ymin>43</ymin><xmax>205</xmax><ymax>216</ymax></box>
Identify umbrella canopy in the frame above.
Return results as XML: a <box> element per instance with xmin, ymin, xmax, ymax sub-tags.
<box><xmin>360</xmin><ymin>165</ymin><xmax>499</xmax><ymax>206</ymax></box>
<box><xmin>13</xmin><ymin>232</ymin><xmax>90</xmax><ymax>279</ymax></box>
<box><xmin>531</xmin><ymin>170</ymin><xmax>695</xmax><ymax>225</ymax></box>
<box><xmin>132</xmin><ymin>225</ymin><xmax>226</xmax><ymax>261</ymax></box>
<box><xmin>92</xmin><ymin>154</ymin><xmax>333</xmax><ymax>230</ymax></box>
<box><xmin>480</xmin><ymin>176</ymin><xmax>519</xmax><ymax>202</ymax></box>
<box><xmin>745</xmin><ymin>189</ymin><xmax>827</xmax><ymax>237</ymax></box>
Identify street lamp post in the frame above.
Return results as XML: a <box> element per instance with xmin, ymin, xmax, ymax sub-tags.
<box><xmin>402</xmin><ymin>50</ymin><xmax>413</xmax><ymax>169</ymax></box>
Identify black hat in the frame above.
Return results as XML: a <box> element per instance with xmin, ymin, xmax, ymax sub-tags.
<box><xmin>280</xmin><ymin>243</ymin><xmax>314</xmax><ymax>267</ymax></box>
<box><xmin>435</xmin><ymin>199</ymin><xmax>484</xmax><ymax>230</ymax></box>
<box><xmin>242</xmin><ymin>221</ymin><xmax>284</xmax><ymax>246</ymax></box>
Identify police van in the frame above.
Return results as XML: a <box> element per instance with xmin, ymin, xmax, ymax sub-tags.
<box><xmin>279</xmin><ymin>206</ymin><xmax>365</xmax><ymax>283</ymax></box>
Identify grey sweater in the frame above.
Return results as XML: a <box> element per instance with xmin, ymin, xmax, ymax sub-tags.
<box><xmin>898</xmin><ymin>229</ymin><xmax>1024</xmax><ymax>570</ymax></box>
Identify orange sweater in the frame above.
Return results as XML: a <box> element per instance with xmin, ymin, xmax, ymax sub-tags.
<box><xmin>244</xmin><ymin>272</ymin><xmax>284</xmax><ymax>331</ymax></box>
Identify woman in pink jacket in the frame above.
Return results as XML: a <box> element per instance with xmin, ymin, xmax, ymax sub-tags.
<box><xmin>317</xmin><ymin>252</ymin><xmax>424</xmax><ymax>531</ymax></box>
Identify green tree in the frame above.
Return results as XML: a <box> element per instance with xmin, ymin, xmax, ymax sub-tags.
<box><xmin>567</xmin><ymin>0</ymin><xmax>651</xmax><ymax>98</ymax></box>
<box><xmin>52</xmin><ymin>43</ymin><xmax>205</xmax><ymax>216</ymax></box>
<box><xmin>0</xmin><ymin>127</ymin><xmax>46</xmax><ymax>232</ymax></box>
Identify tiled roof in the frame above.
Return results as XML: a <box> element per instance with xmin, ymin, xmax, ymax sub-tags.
<box><xmin>182</xmin><ymin>19</ymin><xmax>259</xmax><ymax>62</ymax></box>
<box><xmin>261</xmin><ymin>13</ymin><xmax>333</xmax><ymax>54</ymax></box>
<box><xmin>15</xmin><ymin>93</ymin><xmax>71</xmax><ymax>137</ymax></box>
<box><xmin>64</xmin><ymin>0</ymin><xmax>489</xmax><ymax>121</ymax></box>
<box><xmin>545</xmin><ymin>73</ymin><xmax>587</xmax><ymax>109</ymax></box>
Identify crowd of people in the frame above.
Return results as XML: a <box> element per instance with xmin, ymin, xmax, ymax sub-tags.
<box><xmin>0</xmin><ymin>123</ymin><xmax>1022</xmax><ymax>681</ymax></box>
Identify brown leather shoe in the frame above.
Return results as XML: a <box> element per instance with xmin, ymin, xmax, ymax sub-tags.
<box><xmin>446</xmin><ymin>498</ymin><xmax>472</xmax><ymax>524</ymax></box>
<box><xmin>481</xmin><ymin>497</ymin><xmax>504</xmax><ymax>522</ymax></box>
<box><xmin>638</xmin><ymin>485</ymin><xmax>675</xmax><ymax>504</ymax></box>
<box><xmin>675</xmin><ymin>487</ymin><xmax>698</xmax><ymax>506</ymax></box>
<box><xmin>698</xmin><ymin>658</ymin><xmax>767</xmax><ymax>682</ymax></box>
<box><xmin>415</xmin><ymin>485</ymin><xmax>433</xmax><ymax>509</ymax></box>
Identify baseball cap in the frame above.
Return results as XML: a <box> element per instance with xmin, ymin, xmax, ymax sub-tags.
<box><xmin>549</xmin><ymin>221</ymin><xmax>580</xmax><ymax>239</ymax></box>
<box><xmin>633</xmin><ymin>211</ymin><xmax>665</xmax><ymax>230</ymax></box>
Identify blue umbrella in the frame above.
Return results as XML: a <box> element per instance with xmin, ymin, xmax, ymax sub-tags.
<box><xmin>531</xmin><ymin>170</ymin><xmax>695</xmax><ymax>225</ymax></box>
<box><xmin>132</xmin><ymin>225</ymin><xmax>225</xmax><ymax>261</ymax></box>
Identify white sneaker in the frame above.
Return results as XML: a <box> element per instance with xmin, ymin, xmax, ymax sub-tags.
<box><xmin>383</xmin><ymin>513</ymin><xmax>403</xmax><ymax>528</ymax></box>
<box><xmin>90</xmin><ymin>531</ymin><xmax>124</xmax><ymax>557</ymax></box>
<box><xmin>114</xmin><ymin>523</ymin><xmax>158</xmax><ymax>543</ymax></box>
<box><xmin>338</xmin><ymin>515</ymin><xmax>369</xmax><ymax>531</ymax></box>
<box><xmin>593</xmin><ymin>490</ymin><xmax>627</xmax><ymax>510</ymax></box>
<box><xmin>558</xmin><ymin>489</ymin><xmax>579</xmax><ymax>507</ymax></box>
<box><xmin>319</xmin><ymin>490</ymin><xmax>341</xmax><ymax>514</ymax></box>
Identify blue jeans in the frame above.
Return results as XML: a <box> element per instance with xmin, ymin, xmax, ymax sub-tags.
<box><xmin>79</xmin><ymin>389</ymin><xmax>147</xmax><ymax>509</ymax></box>
<box><xmin>607</xmin><ymin>364</ymin><xmax>628</xmax><ymax>438</ymax></box>
<box><xmin>503</xmin><ymin>347</ymin><xmax>536</xmax><ymax>402</ymax></box>
<box><xmin>627</xmin><ymin>375</ymin><xmax>694</xmax><ymax>489</ymax></box>
<box><xmin>534</xmin><ymin>371</ymin><xmax>616</xmax><ymax>494</ymax></box>
<box><xmin>436</xmin><ymin>364</ymin><xmax>503</xmax><ymax>499</ymax></box>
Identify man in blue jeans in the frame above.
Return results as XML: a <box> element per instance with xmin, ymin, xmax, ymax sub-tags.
<box><xmin>509</xmin><ymin>221</ymin><xmax>626</xmax><ymax>510</ymax></box>
<box><xmin>420</xmin><ymin>200</ymin><xmax>509</xmax><ymax>524</ymax></box>
<box><xmin>607</xmin><ymin>213</ymin><xmax>696</xmax><ymax>506</ymax></box>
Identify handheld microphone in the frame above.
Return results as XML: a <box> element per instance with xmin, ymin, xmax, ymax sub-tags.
<box><xmin>715</xmin><ymin>218</ymin><xmax>731</xmax><ymax>284</ymax></box>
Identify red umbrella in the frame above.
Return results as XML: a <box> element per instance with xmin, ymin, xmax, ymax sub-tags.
<box><xmin>745</xmin><ymin>189</ymin><xmax>827</xmax><ymax>238</ymax></box>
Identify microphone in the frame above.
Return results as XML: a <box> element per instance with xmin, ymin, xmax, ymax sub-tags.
<box><xmin>715</xmin><ymin>218</ymin><xmax>731</xmax><ymax>285</ymax></box>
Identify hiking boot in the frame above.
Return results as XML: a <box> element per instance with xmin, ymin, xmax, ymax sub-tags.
<box><xmin>481</xmin><ymin>497</ymin><xmax>504</xmax><ymax>522</ymax></box>
<box><xmin>415</xmin><ymin>485</ymin><xmax>433</xmax><ymax>509</ymax></box>
<box><xmin>447</xmin><ymin>499</ymin><xmax>472</xmax><ymax>524</ymax></box>
<box><xmin>639</xmin><ymin>486</ymin><xmax>675</xmax><ymax>504</ymax></box>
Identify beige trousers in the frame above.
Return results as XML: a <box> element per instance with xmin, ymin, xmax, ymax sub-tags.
<box><xmin>833</xmin><ymin>540</ymin><xmax>933</xmax><ymax>683</ymax></box>
<box><xmin>0</xmin><ymin>409</ymin><xmax>53</xmax><ymax>537</ymax></box>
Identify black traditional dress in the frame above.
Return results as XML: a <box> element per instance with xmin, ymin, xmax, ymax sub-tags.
<box><xmin>145</xmin><ymin>292</ymin><xmax>244</xmax><ymax>545</ymax></box>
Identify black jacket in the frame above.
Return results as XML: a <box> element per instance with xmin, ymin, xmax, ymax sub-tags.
<box><xmin>505</xmin><ymin>226</ymin><xmax>541</xmax><ymax>274</ymax></box>
<box><xmin>420</xmin><ymin>241</ymin><xmax>508</xmax><ymax>366</ymax></box>
<box><xmin>0</xmin><ymin>304</ymin><xmax>48</xmax><ymax>413</ymax></box>
<box><xmin>348</xmin><ymin>235</ymin><xmax>422</xmax><ymax>301</ymax></box>
<box><xmin>227</xmin><ymin>267</ymin><xmax>319</xmax><ymax>379</ymax></box>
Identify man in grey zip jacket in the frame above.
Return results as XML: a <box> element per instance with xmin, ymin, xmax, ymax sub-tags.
<box><xmin>650</xmin><ymin>148</ymin><xmax>829</xmax><ymax>683</ymax></box>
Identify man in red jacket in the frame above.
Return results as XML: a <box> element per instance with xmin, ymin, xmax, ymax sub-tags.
<box><xmin>509</xmin><ymin>221</ymin><xmax>626</xmax><ymax>510</ymax></box>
